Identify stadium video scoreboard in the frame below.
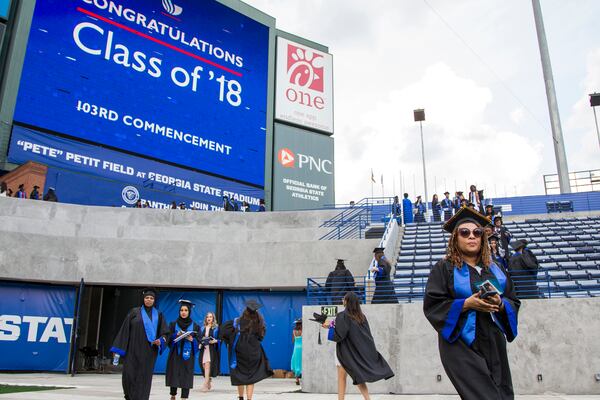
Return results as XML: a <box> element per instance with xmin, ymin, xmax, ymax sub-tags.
<box><xmin>7</xmin><ymin>0</ymin><xmax>335</xmax><ymax>210</ymax></box>
<box><xmin>14</xmin><ymin>0</ymin><xmax>270</xmax><ymax>187</ymax></box>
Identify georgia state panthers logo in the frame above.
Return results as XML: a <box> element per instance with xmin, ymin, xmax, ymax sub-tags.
<box><xmin>122</xmin><ymin>186</ymin><xmax>140</xmax><ymax>205</ymax></box>
<box><xmin>162</xmin><ymin>0</ymin><xmax>183</xmax><ymax>16</ymax></box>
<box><xmin>287</xmin><ymin>44</ymin><xmax>324</xmax><ymax>92</ymax></box>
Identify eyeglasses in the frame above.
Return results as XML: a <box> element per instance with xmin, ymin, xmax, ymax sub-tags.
<box><xmin>458</xmin><ymin>227</ymin><xmax>484</xmax><ymax>238</ymax></box>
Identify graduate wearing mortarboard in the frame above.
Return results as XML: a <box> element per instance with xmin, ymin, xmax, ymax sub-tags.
<box><xmin>219</xmin><ymin>299</ymin><xmax>273</xmax><ymax>400</ymax></box>
<box><xmin>320</xmin><ymin>292</ymin><xmax>394</xmax><ymax>400</ymax></box>
<box><xmin>110</xmin><ymin>288</ymin><xmax>169</xmax><ymax>400</ymax></box>
<box><xmin>423</xmin><ymin>207</ymin><xmax>520</xmax><ymax>399</ymax></box>
<box><xmin>441</xmin><ymin>192</ymin><xmax>453</xmax><ymax>221</ymax></box>
<box><xmin>165</xmin><ymin>300</ymin><xmax>201</xmax><ymax>399</ymax></box>
<box><xmin>370</xmin><ymin>248</ymin><xmax>398</xmax><ymax>304</ymax></box>
<box><xmin>325</xmin><ymin>259</ymin><xmax>355</xmax><ymax>305</ymax></box>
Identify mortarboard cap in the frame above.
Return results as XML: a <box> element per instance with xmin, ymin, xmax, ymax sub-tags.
<box><xmin>142</xmin><ymin>287</ymin><xmax>157</xmax><ymax>298</ymax></box>
<box><xmin>309</xmin><ymin>313</ymin><xmax>327</xmax><ymax>324</ymax></box>
<box><xmin>444</xmin><ymin>191</ymin><xmax>450</xmax><ymax>195</ymax></box>
<box><xmin>510</xmin><ymin>239</ymin><xmax>528</xmax><ymax>250</ymax></box>
<box><xmin>178</xmin><ymin>299</ymin><xmax>195</xmax><ymax>308</ymax></box>
<box><xmin>443</xmin><ymin>207</ymin><xmax>491</xmax><ymax>233</ymax></box>
<box><xmin>245</xmin><ymin>299</ymin><xmax>262</xmax><ymax>312</ymax></box>
<box><xmin>485</xmin><ymin>204</ymin><xmax>493</xmax><ymax>209</ymax></box>
<box><xmin>488</xmin><ymin>234</ymin><xmax>500</xmax><ymax>242</ymax></box>
<box><xmin>33</xmin><ymin>185</ymin><xmax>40</xmax><ymax>189</ymax></box>
<box><xmin>373</xmin><ymin>247</ymin><xmax>385</xmax><ymax>254</ymax></box>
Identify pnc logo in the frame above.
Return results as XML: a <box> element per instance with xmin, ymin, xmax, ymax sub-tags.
<box><xmin>278</xmin><ymin>148</ymin><xmax>296</xmax><ymax>168</ymax></box>
<box><xmin>287</xmin><ymin>44</ymin><xmax>324</xmax><ymax>93</ymax></box>
<box><xmin>162</xmin><ymin>0</ymin><xmax>183</xmax><ymax>16</ymax></box>
<box><xmin>277</xmin><ymin>148</ymin><xmax>333</xmax><ymax>175</ymax></box>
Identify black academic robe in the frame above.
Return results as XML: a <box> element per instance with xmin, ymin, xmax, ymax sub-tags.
<box><xmin>325</xmin><ymin>269</ymin><xmax>356</xmax><ymax>305</ymax></box>
<box><xmin>494</xmin><ymin>226</ymin><xmax>512</xmax><ymax>263</ymax></box>
<box><xmin>219</xmin><ymin>318</ymin><xmax>273</xmax><ymax>386</ymax></box>
<box><xmin>198</xmin><ymin>325</ymin><xmax>221</xmax><ymax>377</ymax></box>
<box><xmin>111</xmin><ymin>307</ymin><xmax>169</xmax><ymax>400</ymax></box>
<box><xmin>423</xmin><ymin>260</ymin><xmax>520</xmax><ymax>400</ymax></box>
<box><xmin>329</xmin><ymin>310</ymin><xmax>394</xmax><ymax>385</ymax></box>
<box><xmin>441</xmin><ymin>198</ymin><xmax>453</xmax><ymax>221</ymax></box>
<box><xmin>432</xmin><ymin>200</ymin><xmax>442</xmax><ymax>222</ymax></box>
<box><xmin>508</xmin><ymin>249</ymin><xmax>539</xmax><ymax>299</ymax></box>
<box><xmin>372</xmin><ymin>259</ymin><xmax>398</xmax><ymax>304</ymax></box>
<box><xmin>165</xmin><ymin>321</ymin><xmax>201</xmax><ymax>389</ymax></box>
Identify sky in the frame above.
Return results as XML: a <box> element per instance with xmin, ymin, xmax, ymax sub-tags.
<box><xmin>244</xmin><ymin>0</ymin><xmax>600</xmax><ymax>203</ymax></box>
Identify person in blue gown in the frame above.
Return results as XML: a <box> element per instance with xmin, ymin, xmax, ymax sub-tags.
<box><xmin>402</xmin><ymin>193</ymin><xmax>413</xmax><ymax>224</ymax></box>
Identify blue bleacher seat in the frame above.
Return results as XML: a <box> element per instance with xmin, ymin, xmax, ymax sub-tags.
<box><xmin>588</xmin><ymin>270</ymin><xmax>600</xmax><ymax>279</ymax></box>
<box><xmin>560</xmin><ymin>261</ymin><xmax>578</xmax><ymax>270</ymax></box>
<box><xmin>579</xmin><ymin>260</ymin><xmax>598</xmax><ymax>268</ymax></box>
<box><xmin>395</xmin><ymin>269</ymin><xmax>414</xmax><ymax>278</ymax></box>
<box><xmin>568</xmin><ymin>270</ymin><xmax>589</xmax><ymax>280</ymax></box>
<box><xmin>579</xmin><ymin>280</ymin><xmax>600</xmax><ymax>289</ymax></box>
<box><xmin>548</xmin><ymin>270</ymin><xmax>569</xmax><ymax>280</ymax></box>
<box><xmin>412</xmin><ymin>269</ymin><xmax>430</xmax><ymax>278</ymax></box>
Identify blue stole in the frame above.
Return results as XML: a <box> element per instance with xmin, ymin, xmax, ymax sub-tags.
<box><xmin>141</xmin><ymin>307</ymin><xmax>159</xmax><ymax>344</ymax></box>
<box><xmin>442</xmin><ymin>262</ymin><xmax>509</xmax><ymax>346</ymax></box>
<box><xmin>175</xmin><ymin>323</ymin><xmax>194</xmax><ymax>361</ymax></box>
<box><xmin>230</xmin><ymin>319</ymin><xmax>241</xmax><ymax>369</ymax></box>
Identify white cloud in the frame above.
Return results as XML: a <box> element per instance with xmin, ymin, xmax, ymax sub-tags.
<box><xmin>510</xmin><ymin>108</ymin><xmax>525</xmax><ymax>125</ymax></box>
<box><xmin>335</xmin><ymin>63</ymin><xmax>543</xmax><ymax>202</ymax></box>
<box><xmin>565</xmin><ymin>48</ymin><xmax>600</xmax><ymax>171</ymax></box>
<box><xmin>244</xmin><ymin>0</ymin><xmax>599</xmax><ymax>203</ymax></box>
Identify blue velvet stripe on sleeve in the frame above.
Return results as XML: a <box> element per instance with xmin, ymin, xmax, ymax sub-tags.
<box><xmin>441</xmin><ymin>299</ymin><xmax>465</xmax><ymax>343</ymax></box>
<box><xmin>503</xmin><ymin>299</ymin><xmax>518</xmax><ymax>340</ymax></box>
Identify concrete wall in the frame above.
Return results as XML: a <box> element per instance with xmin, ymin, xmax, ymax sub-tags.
<box><xmin>302</xmin><ymin>298</ymin><xmax>600</xmax><ymax>395</ymax></box>
<box><xmin>0</xmin><ymin>197</ymin><xmax>378</xmax><ymax>288</ymax></box>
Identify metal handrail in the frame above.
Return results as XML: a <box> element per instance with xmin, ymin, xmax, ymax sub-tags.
<box><xmin>319</xmin><ymin>197</ymin><xmax>397</xmax><ymax>240</ymax></box>
<box><xmin>306</xmin><ymin>269</ymin><xmax>600</xmax><ymax>305</ymax></box>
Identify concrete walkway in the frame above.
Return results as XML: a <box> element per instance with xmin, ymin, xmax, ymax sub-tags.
<box><xmin>0</xmin><ymin>374</ymin><xmax>598</xmax><ymax>399</ymax></box>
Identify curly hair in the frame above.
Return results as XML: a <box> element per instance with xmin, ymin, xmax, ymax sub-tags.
<box><xmin>446</xmin><ymin>225</ymin><xmax>491</xmax><ymax>268</ymax></box>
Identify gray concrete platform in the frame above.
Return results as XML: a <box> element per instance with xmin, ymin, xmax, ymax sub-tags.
<box><xmin>0</xmin><ymin>374</ymin><xmax>598</xmax><ymax>399</ymax></box>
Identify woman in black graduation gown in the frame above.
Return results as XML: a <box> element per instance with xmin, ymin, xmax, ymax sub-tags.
<box><xmin>198</xmin><ymin>311</ymin><xmax>220</xmax><ymax>391</ymax></box>
<box><xmin>322</xmin><ymin>291</ymin><xmax>394</xmax><ymax>400</ymax></box>
<box><xmin>370</xmin><ymin>247</ymin><xmax>398</xmax><ymax>304</ymax></box>
<box><xmin>325</xmin><ymin>259</ymin><xmax>355</xmax><ymax>305</ymax></box>
<box><xmin>165</xmin><ymin>300</ymin><xmax>201</xmax><ymax>400</ymax></box>
<box><xmin>110</xmin><ymin>288</ymin><xmax>169</xmax><ymax>400</ymax></box>
<box><xmin>423</xmin><ymin>207</ymin><xmax>520</xmax><ymax>400</ymax></box>
<box><xmin>219</xmin><ymin>299</ymin><xmax>273</xmax><ymax>400</ymax></box>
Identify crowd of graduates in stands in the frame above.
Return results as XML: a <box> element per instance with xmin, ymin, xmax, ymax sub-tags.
<box><xmin>0</xmin><ymin>181</ymin><xmax>58</xmax><ymax>201</ymax></box>
<box><xmin>392</xmin><ymin>184</ymin><xmax>492</xmax><ymax>224</ymax></box>
<box><xmin>133</xmin><ymin>196</ymin><xmax>267</xmax><ymax>212</ymax></box>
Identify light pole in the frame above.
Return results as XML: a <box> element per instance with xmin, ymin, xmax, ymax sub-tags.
<box><xmin>414</xmin><ymin>109</ymin><xmax>428</xmax><ymax>215</ymax></box>
<box><xmin>532</xmin><ymin>0</ymin><xmax>571</xmax><ymax>194</ymax></box>
<box><xmin>591</xmin><ymin>93</ymin><xmax>600</xmax><ymax>149</ymax></box>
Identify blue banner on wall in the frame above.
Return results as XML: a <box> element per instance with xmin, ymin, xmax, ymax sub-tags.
<box><xmin>220</xmin><ymin>291</ymin><xmax>306</xmax><ymax>374</ymax></box>
<box><xmin>153</xmin><ymin>290</ymin><xmax>218</xmax><ymax>374</ymax></box>
<box><xmin>0</xmin><ymin>282</ymin><xmax>76</xmax><ymax>372</ymax></box>
<box><xmin>14</xmin><ymin>0</ymin><xmax>269</xmax><ymax>186</ymax></box>
<box><xmin>8</xmin><ymin>126</ymin><xmax>263</xmax><ymax>209</ymax></box>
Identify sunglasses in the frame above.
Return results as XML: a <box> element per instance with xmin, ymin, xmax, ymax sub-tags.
<box><xmin>458</xmin><ymin>227</ymin><xmax>484</xmax><ymax>238</ymax></box>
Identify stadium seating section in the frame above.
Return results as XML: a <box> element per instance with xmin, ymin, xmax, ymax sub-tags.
<box><xmin>395</xmin><ymin>216</ymin><xmax>600</xmax><ymax>300</ymax></box>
